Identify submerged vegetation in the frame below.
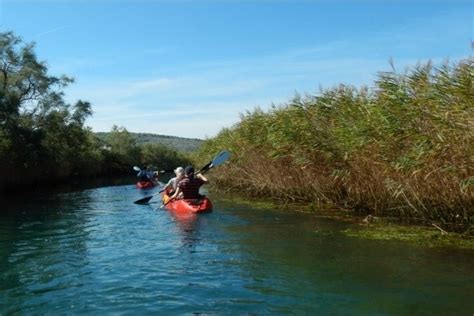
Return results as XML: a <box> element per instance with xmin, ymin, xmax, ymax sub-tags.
<box><xmin>0</xmin><ymin>31</ymin><xmax>189</xmax><ymax>192</ymax></box>
<box><xmin>342</xmin><ymin>223</ymin><xmax>474</xmax><ymax>250</ymax></box>
<box><xmin>197</xmin><ymin>58</ymin><xmax>473</xmax><ymax>232</ymax></box>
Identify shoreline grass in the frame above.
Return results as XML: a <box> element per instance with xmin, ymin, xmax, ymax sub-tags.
<box><xmin>197</xmin><ymin>58</ymin><xmax>473</xmax><ymax>233</ymax></box>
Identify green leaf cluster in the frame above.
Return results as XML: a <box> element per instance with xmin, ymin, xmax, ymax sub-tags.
<box><xmin>0</xmin><ymin>31</ymin><xmax>190</xmax><ymax>190</ymax></box>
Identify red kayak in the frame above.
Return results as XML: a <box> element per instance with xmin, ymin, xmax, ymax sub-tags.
<box><xmin>162</xmin><ymin>192</ymin><xmax>213</xmax><ymax>213</ymax></box>
<box><xmin>136</xmin><ymin>181</ymin><xmax>156</xmax><ymax>189</ymax></box>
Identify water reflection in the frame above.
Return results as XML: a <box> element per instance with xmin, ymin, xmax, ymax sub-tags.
<box><xmin>168</xmin><ymin>210</ymin><xmax>202</xmax><ymax>252</ymax></box>
<box><xmin>0</xmin><ymin>190</ymin><xmax>96</xmax><ymax>314</ymax></box>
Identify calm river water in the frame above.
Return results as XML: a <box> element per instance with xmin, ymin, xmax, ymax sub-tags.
<box><xmin>1</xmin><ymin>182</ymin><xmax>473</xmax><ymax>315</ymax></box>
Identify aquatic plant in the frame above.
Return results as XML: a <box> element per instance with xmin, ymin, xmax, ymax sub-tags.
<box><xmin>197</xmin><ymin>59</ymin><xmax>474</xmax><ymax>232</ymax></box>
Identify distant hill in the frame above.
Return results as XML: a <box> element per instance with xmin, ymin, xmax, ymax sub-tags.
<box><xmin>96</xmin><ymin>132</ymin><xmax>203</xmax><ymax>152</ymax></box>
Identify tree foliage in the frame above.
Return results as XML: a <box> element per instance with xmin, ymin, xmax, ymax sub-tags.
<box><xmin>0</xmin><ymin>31</ymin><xmax>190</xmax><ymax>190</ymax></box>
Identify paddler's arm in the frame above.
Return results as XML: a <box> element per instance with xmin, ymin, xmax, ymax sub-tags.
<box><xmin>196</xmin><ymin>173</ymin><xmax>209</xmax><ymax>184</ymax></box>
<box><xmin>170</xmin><ymin>186</ymin><xmax>181</xmax><ymax>200</ymax></box>
<box><xmin>163</xmin><ymin>178</ymin><xmax>174</xmax><ymax>191</ymax></box>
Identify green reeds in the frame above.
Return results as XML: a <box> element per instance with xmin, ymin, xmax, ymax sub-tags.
<box><xmin>197</xmin><ymin>59</ymin><xmax>474</xmax><ymax>232</ymax></box>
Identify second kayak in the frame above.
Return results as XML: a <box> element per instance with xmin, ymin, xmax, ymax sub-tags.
<box><xmin>162</xmin><ymin>193</ymin><xmax>213</xmax><ymax>213</ymax></box>
<box><xmin>136</xmin><ymin>181</ymin><xmax>156</xmax><ymax>189</ymax></box>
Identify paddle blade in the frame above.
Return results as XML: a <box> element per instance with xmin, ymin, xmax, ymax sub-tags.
<box><xmin>133</xmin><ymin>166</ymin><xmax>141</xmax><ymax>172</ymax></box>
<box><xmin>198</xmin><ymin>150</ymin><xmax>230</xmax><ymax>174</ymax></box>
<box><xmin>212</xmin><ymin>150</ymin><xmax>230</xmax><ymax>167</ymax></box>
<box><xmin>134</xmin><ymin>195</ymin><xmax>153</xmax><ymax>205</ymax></box>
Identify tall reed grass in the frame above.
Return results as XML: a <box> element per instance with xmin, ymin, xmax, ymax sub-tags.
<box><xmin>196</xmin><ymin>59</ymin><xmax>473</xmax><ymax>232</ymax></box>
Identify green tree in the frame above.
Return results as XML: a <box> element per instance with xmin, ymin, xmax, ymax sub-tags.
<box><xmin>0</xmin><ymin>32</ymin><xmax>73</xmax><ymax>127</ymax></box>
<box><xmin>0</xmin><ymin>31</ymin><xmax>100</xmax><ymax>189</ymax></box>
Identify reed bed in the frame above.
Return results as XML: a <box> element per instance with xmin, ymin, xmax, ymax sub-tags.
<box><xmin>196</xmin><ymin>59</ymin><xmax>473</xmax><ymax>232</ymax></box>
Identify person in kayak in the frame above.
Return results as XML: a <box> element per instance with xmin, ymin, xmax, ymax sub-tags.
<box><xmin>137</xmin><ymin>166</ymin><xmax>157</xmax><ymax>183</ymax></box>
<box><xmin>170</xmin><ymin>165</ymin><xmax>208</xmax><ymax>200</ymax></box>
<box><xmin>162</xmin><ymin>166</ymin><xmax>185</xmax><ymax>194</ymax></box>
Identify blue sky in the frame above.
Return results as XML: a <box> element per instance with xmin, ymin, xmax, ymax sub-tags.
<box><xmin>0</xmin><ymin>0</ymin><xmax>472</xmax><ymax>139</ymax></box>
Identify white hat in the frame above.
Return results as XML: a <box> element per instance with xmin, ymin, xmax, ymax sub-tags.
<box><xmin>174</xmin><ymin>167</ymin><xmax>184</xmax><ymax>175</ymax></box>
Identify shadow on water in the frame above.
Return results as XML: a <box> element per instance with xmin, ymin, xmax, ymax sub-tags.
<box><xmin>1</xmin><ymin>175</ymin><xmax>137</xmax><ymax>202</ymax></box>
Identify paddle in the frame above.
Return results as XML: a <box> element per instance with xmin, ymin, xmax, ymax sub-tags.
<box><xmin>133</xmin><ymin>187</ymin><xmax>167</xmax><ymax>205</ymax></box>
<box><xmin>133</xmin><ymin>166</ymin><xmax>168</xmax><ymax>174</ymax></box>
<box><xmin>159</xmin><ymin>150</ymin><xmax>230</xmax><ymax>208</ymax></box>
<box><xmin>133</xmin><ymin>150</ymin><xmax>230</xmax><ymax>205</ymax></box>
<box><xmin>196</xmin><ymin>150</ymin><xmax>230</xmax><ymax>174</ymax></box>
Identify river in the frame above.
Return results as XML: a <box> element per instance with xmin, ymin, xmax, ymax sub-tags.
<box><xmin>1</xmin><ymin>182</ymin><xmax>473</xmax><ymax>315</ymax></box>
